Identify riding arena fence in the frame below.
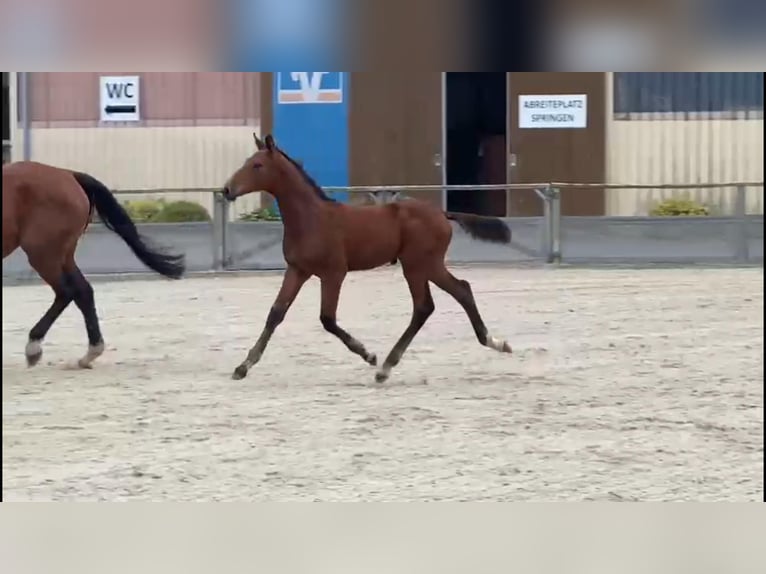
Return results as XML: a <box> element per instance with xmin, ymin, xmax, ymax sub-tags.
<box><xmin>2</xmin><ymin>182</ymin><xmax>763</xmax><ymax>282</ymax></box>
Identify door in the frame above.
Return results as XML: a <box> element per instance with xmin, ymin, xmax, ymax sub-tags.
<box><xmin>349</xmin><ymin>71</ymin><xmax>443</xmax><ymax>206</ymax></box>
<box><xmin>507</xmin><ymin>73</ymin><xmax>606</xmax><ymax>216</ymax></box>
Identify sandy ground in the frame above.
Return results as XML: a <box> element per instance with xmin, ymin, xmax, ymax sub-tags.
<box><xmin>2</xmin><ymin>266</ymin><xmax>763</xmax><ymax>501</ymax></box>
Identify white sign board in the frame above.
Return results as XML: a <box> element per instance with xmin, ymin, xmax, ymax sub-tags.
<box><xmin>518</xmin><ymin>94</ymin><xmax>587</xmax><ymax>129</ymax></box>
<box><xmin>100</xmin><ymin>76</ymin><xmax>140</xmax><ymax>122</ymax></box>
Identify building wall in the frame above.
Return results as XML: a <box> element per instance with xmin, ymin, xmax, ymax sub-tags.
<box><xmin>12</xmin><ymin>72</ymin><xmax>265</xmax><ymax>219</ymax></box>
<box><xmin>605</xmin><ymin>72</ymin><xmax>764</xmax><ymax>215</ymax></box>
<box><xmin>9</xmin><ymin>72</ymin><xmax>763</xmax><ymax>218</ymax></box>
<box><xmin>25</xmin><ymin>72</ymin><xmax>261</xmax><ymax>126</ymax></box>
<box><xmin>508</xmin><ymin>72</ymin><xmax>607</xmax><ymax>216</ymax></box>
<box><xmin>14</xmin><ymin>125</ymin><xmax>264</xmax><ymax>219</ymax></box>
<box><xmin>349</xmin><ymin>71</ymin><xmax>443</xmax><ymax>207</ymax></box>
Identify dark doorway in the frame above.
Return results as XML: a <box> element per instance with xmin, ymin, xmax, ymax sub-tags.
<box><xmin>446</xmin><ymin>73</ymin><xmax>507</xmax><ymax>216</ymax></box>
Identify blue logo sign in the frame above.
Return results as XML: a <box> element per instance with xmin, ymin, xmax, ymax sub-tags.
<box><xmin>277</xmin><ymin>72</ymin><xmax>344</xmax><ymax>105</ymax></box>
<box><xmin>273</xmin><ymin>71</ymin><xmax>350</xmax><ymax>208</ymax></box>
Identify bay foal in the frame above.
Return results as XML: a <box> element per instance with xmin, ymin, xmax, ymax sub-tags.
<box><xmin>223</xmin><ymin>134</ymin><xmax>512</xmax><ymax>383</ymax></box>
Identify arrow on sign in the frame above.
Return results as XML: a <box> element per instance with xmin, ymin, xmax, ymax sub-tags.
<box><xmin>104</xmin><ymin>105</ymin><xmax>136</xmax><ymax>114</ymax></box>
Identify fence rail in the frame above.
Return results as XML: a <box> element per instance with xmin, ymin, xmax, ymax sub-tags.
<box><xmin>2</xmin><ymin>183</ymin><xmax>763</xmax><ymax>282</ymax></box>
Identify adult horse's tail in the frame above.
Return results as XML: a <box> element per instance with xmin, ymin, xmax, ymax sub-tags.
<box><xmin>446</xmin><ymin>212</ymin><xmax>512</xmax><ymax>244</ymax></box>
<box><xmin>72</xmin><ymin>171</ymin><xmax>186</xmax><ymax>279</ymax></box>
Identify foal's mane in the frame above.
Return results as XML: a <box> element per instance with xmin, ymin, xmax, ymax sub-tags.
<box><xmin>277</xmin><ymin>149</ymin><xmax>336</xmax><ymax>203</ymax></box>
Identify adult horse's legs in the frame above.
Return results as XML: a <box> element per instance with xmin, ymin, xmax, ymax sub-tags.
<box><xmin>24</xmin><ymin>251</ymin><xmax>74</xmax><ymax>367</ymax></box>
<box><xmin>429</xmin><ymin>265</ymin><xmax>512</xmax><ymax>354</ymax></box>
<box><xmin>319</xmin><ymin>273</ymin><xmax>377</xmax><ymax>366</ymax></box>
<box><xmin>66</xmin><ymin>262</ymin><xmax>105</xmax><ymax>368</ymax></box>
<box><xmin>375</xmin><ymin>268</ymin><xmax>435</xmax><ymax>383</ymax></box>
<box><xmin>24</xmin><ymin>250</ymin><xmax>106</xmax><ymax>368</ymax></box>
<box><xmin>232</xmin><ymin>265</ymin><xmax>310</xmax><ymax>380</ymax></box>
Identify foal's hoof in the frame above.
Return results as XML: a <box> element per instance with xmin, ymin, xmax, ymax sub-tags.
<box><xmin>25</xmin><ymin>341</ymin><xmax>43</xmax><ymax>367</ymax></box>
<box><xmin>487</xmin><ymin>336</ymin><xmax>513</xmax><ymax>354</ymax></box>
<box><xmin>365</xmin><ymin>353</ymin><xmax>378</xmax><ymax>366</ymax></box>
<box><xmin>374</xmin><ymin>370</ymin><xmax>390</xmax><ymax>383</ymax></box>
<box><xmin>232</xmin><ymin>365</ymin><xmax>248</xmax><ymax>380</ymax></box>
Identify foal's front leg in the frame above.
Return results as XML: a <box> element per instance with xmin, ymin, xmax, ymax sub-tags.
<box><xmin>231</xmin><ymin>265</ymin><xmax>310</xmax><ymax>380</ymax></box>
<box><xmin>319</xmin><ymin>273</ymin><xmax>377</xmax><ymax>366</ymax></box>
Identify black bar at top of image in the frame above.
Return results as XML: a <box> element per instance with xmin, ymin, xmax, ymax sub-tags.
<box><xmin>476</xmin><ymin>0</ymin><xmax>546</xmax><ymax>71</ymax></box>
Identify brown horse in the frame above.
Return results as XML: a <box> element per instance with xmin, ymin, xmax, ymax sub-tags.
<box><xmin>222</xmin><ymin>134</ymin><xmax>512</xmax><ymax>383</ymax></box>
<box><xmin>2</xmin><ymin>161</ymin><xmax>185</xmax><ymax>368</ymax></box>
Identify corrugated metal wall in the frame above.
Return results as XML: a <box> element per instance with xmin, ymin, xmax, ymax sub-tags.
<box><xmin>606</xmin><ymin>72</ymin><xmax>764</xmax><ymax>215</ymax></box>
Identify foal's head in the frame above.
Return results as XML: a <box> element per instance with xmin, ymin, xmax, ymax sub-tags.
<box><xmin>224</xmin><ymin>133</ymin><xmax>337</xmax><ymax>205</ymax></box>
<box><xmin>222</xmin><ymin>134</ymin><xmax>285</xmax><ymax>201</ymax></box>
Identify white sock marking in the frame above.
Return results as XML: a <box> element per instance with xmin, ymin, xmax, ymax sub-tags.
<box><xmin>487</xmin><ymin>335</ymin><xmax>510</xmax><ymax>352</ymax></box>
<box><xmin>78</xmin><ymin>342</ymin><xmax>105</xmax><ymax>368</ymax></box>
<box><xmin>25</xmin><ymin>340</ymin><xmax>42</xmax><ymax>356</ymax></box>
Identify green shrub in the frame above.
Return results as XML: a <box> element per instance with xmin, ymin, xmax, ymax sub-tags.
<box><xmin>238</xmin><ymin>206</ymin><xmax>282</xmax><ymax>222</ymax></box>
<box><xmin>650</xmin><ymin>198</ymin><xmax>710</xmax><ymax>217</ymax></box>
<box><xmin>154</xmin><ymin>200</ymin><xmax>211</xmax><ymax>222</ymax></box>
<box><xmin>123</xmin><ymin>199</ymin><xmax>166</xmax><ymax>222</ymax></box>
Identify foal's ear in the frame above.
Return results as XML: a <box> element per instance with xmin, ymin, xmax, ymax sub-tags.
<box><xmin>253</xmin><ymin>133</ymin><xmax>266</xmax><ymax>150</ymax></box>
<box><xmin>264</xmin><ymin>134</ymin><xmax>277</xmax><ymax>152</ymax></box>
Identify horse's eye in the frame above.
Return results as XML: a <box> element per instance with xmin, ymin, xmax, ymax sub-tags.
<box><xmin>253</xmin><ymin>163</ymin><xmax>263</xmax><ymax>170</ymax></box>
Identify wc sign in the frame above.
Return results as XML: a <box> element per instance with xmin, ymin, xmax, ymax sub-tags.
<box><xmin>277</xmin><ymin>72</ymin><xmax>344</xmax><ymax>104</ymax></box>
<box><xmin>99</xmin><ymin>75</ymin><xmax>140</xmax><ymax>122</ymax></box>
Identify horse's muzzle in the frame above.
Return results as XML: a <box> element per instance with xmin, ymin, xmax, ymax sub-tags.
<box><xmin>222</xmin><ymin>187</ymin><xmax>235</xmax><ymax>202</ymax></box>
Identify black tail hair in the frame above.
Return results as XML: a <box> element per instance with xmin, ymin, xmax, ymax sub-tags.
<box><xmin>446</xmin><ymin>212</ymin><xmax>512</xmax><ymax>244</ymax></box>
<box><xmin>72</xmin><ymin>171</ymin><xmax>186</xmax><ymax>279</ymax></box>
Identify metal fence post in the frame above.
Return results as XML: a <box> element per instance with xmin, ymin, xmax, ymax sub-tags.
<box><xmin>550</xmin><ymin>187</ymin><xmax>562</xmax><ymax>264</ymax></box>
<box><xmin>541</xmin><ymin>186</ymin><xmax>554</xmax><ymax>262</ymax></box>
<box><xmin>212</xmin><ymin>191</ymin><xmax>228</xmax><ymax>271</ymax></box>
<box><xmin>18</xmin><ymin>72</ymin><xmax>32</xmax><ymax>160</ymax></box>
<box><xmin>734</xmin><ymin>184</ymin><xmax>748</xmax><ymax>262</ymax></box>
<box><xmin>221</xmin><ymin>196</ymin><xmax>230</xmax><ymax>269</ymax></box>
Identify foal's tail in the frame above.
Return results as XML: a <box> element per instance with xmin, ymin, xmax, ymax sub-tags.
<box><xmin>446</xmin><ymin>212</ymin><xmax>512</xmax><ymax>244</ymax></box>
<box><xmin>72</xmin><ymin>171</ymin><xmax>186</xmax><ymax>279</ymax></box>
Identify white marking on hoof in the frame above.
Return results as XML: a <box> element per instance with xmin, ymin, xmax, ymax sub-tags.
<box><xmin>25</xmin><ymin>339</ymin><xmax>44</xmax><ymax>367</ymax></box>
<box><xmin>77</xmin><ymin>342</ymin><xmax>105</xmax><ymax>369</ymax></box>
<box><xmin>25</xmin><ymin>340</ymin><xmax>42</xmax><ymax>357</ymax></box>
<box><xmin>487</xmin><ymin>336</ymin><xmax>512</xmax><ymax>353</ymax></box>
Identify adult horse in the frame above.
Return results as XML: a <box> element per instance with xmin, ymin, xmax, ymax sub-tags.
<box><xmin>222</xmin><ymin>134</ymin><xmax>512</xmax><ymax>383</ymax></box>
<box><xmin>2</xmin><ymin>161</ymin><xmax>186</xmax><ymax>368</ymax></box>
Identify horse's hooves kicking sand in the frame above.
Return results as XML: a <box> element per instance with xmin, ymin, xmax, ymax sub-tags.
<box><xmin>223</xmin><ymin>133</ymin><xmax>513</xmax><ymax>383</ymax></box>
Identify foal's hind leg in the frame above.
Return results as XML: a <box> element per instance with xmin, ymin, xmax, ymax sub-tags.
<box><xmin>320</xmin><ymin>273</ymin><xmax>377</xmax><ymax>365</ymax></box>
<box><xmin>430</xmin><ymin>265</ymin><xmax>512</xmax><ymax>354</ymax></box>
<box><xmin>375</xmin><ymin>268</ymin><xmax>435</xmax><ymax>383</ymax></box>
